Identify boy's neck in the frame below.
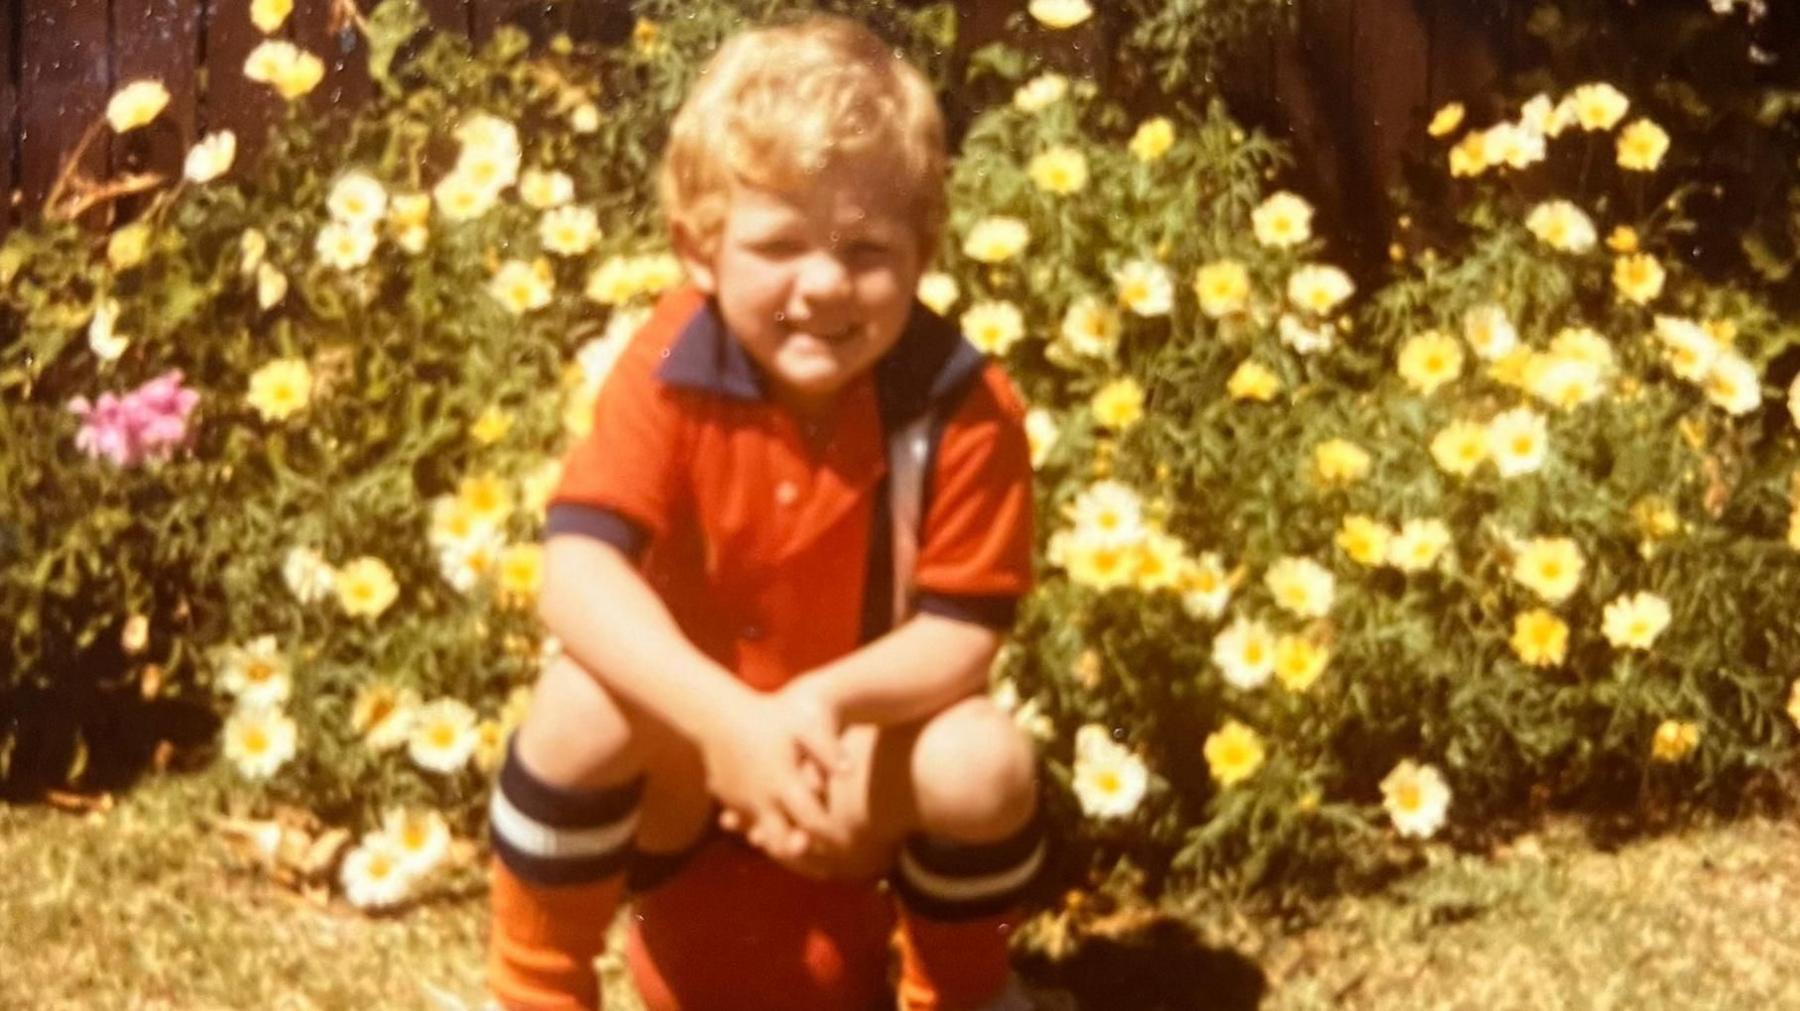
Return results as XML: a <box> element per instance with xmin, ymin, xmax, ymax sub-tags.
<box><xmin>773</xmin><ymin>385</ymin><xmax>842</xmax><ymax>451</ymax></box>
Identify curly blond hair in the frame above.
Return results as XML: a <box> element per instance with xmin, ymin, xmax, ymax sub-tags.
<box><xmin>659</xmin><ymin>16</ymin><xmax>947</xmax><ymax>254</ymax></box>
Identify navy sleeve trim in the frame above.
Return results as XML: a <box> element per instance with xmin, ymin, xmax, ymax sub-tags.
<box><xmin>544</xmin><ymin>503</ymin><xmax>650</xmax><ymax>562</ymax></box>
<box><xmin>917</xmin><ymin>591</ymin><xmax>1019</xmax><ymax>630</ymax></box>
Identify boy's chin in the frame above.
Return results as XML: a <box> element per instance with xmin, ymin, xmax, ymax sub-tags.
<box><xmin>768</xmin><ymin>363</ymin><xmax>861</xmax><ymax>412</ymax></box>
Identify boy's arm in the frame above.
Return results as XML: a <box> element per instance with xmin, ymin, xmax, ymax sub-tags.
<box><xmin>793</xmin><ymin>362</ymin><xmax>1035</xmax><ymax>728</ymax></box>
<box><xmin>792</xmin><ymin>613</ymin><xmax>1002</xmax><ymax>728</ymax></box>
<box><xmin>539</xmin><ymin>534</ymin><xmax>840</xmax><ymax>843</ymax></box>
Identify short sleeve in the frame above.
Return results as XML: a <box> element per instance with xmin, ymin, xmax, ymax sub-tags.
<box><xmin>548</xmin><ymin>289</ymin><xmax>701</xmax><ymax>552</ymax></box>
<box><xmin>912</xmin><ymin>364</ymin><xmax>1035</xmax><ymax>627</ymax></box>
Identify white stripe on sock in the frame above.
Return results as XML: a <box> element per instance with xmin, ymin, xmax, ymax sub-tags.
<box><xmin>897</xmin><ymin>838</ymin><xmax>1047</xmax><ymax>904</ymax></box>
<box><xmin>488</xmin><ymin>788</ymin><xmax>638</xmax><ymax>860</ymax></box>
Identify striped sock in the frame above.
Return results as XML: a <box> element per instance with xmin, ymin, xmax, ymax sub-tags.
<box><xmin>487</xmin><ymin>742</ymin><xmax>642</xmax><ymax>1010</ymax></box>
<box><xmin>891</xmin><ymin>815</ymin><xmax>1049</xmax><ymax>1011</ymax></box>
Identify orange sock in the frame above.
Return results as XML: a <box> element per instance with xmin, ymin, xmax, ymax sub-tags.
<box><xmin>488</xmin><ymin>859</ymin><xmax>625</xmax><ymax>1010</ymax></box>
<box><xmin>893</xmin><ymin>907</ymin><xmax>1021</xmax><ymax>1011</ymax></box>
<box><xmin>485</xmin><ymin>741</ymin><xmax>643</xmax><ymax>1010</ymax></box>
<box><xmin>888</xmin><ymin>817</ymin><xmax>1048</xmax><ymax>1011</ymax></box>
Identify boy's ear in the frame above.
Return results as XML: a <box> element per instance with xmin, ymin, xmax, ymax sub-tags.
<box><xmin>671</xmin><ymin>222</ymin><xmax>719</xmax><ymax>296</ymax></box>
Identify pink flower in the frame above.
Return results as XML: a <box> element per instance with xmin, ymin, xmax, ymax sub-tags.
<box><xmin>69</xmin><ymin>370</ymin><xmax>199</xmax><ymax>467</ymax></box>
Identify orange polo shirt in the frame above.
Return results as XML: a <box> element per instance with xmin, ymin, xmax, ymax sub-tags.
<box><xmin>548</xmin><ymin>287</ymin><xmax>1034</xmax><ymax>693</ymax></box>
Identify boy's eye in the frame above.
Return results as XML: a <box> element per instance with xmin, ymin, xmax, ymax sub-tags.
<box><xmin>751</xmin><ymin>238</ymin><xmax>806</xmax><ymax>257</ymax></box>
<box><xmin>845</xmin><ymin>240</ymin><xmax>891</xmax><ymax>260</ymax></box>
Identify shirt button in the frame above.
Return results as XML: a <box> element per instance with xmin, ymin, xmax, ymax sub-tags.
<box><xmin>774</xmin><ymin>481</ymin><xmax>799</xmax><ymax>506</ymax></box>
<box><xmin>741</xmin><ymin>625</ymin><xmax>764</xmax><ymax>641</ymax></box>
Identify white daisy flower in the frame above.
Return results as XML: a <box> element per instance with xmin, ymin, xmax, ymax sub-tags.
<box><xmin>218</xmin><ymin>635</ymin><xmax>292</xmax><ymax>708</ymax></box>
<box><xmin>1179</xmin><ymin>552</ymin><xmax>1233</xmax><ymax>620</ymax></box>
<box><xmin>1114</xmin><ymin>260</ymin><xmax>1173</xmax><ymax>317</ymax></box>
<box><xmin>1071</xmin><ymin>724</ymin><xmax>1148</xmax><ymax>820</ymax></box>
<box><xmin>1380</xmin><ymin>760</ymin><xmax>1451</xmax><ymax>839</ymax></box>
<box><xmin>1068</xmin><ymin>480</ymin><xmax>1147</xmax><ymax>550</ymax></box>
<box><xmin>282</xmin><ymin>546</ymin><xmax>337</xmax><ymax>603</ymax></box>
<box><xmin>340</xmin><ymin>833</ymin><xmax>415</xmax><ymax>911</ymax></box>
<box><xmin>1704</xmin><ymin>353</ymin><xmax>1762</xmax><ymax>416</ymax></box>
<box><xmin>315</xmin><ymin>221</ymin><xmax>378</xmax><ymax>270</ymax></box>
<box><xmin>1487</xmin><ymin>407</ymin><xmax>1549</xmax><ymax>478</ymax></box>
<box><xmin>380</xmin><ymin>808</ymin><xmax>453</xmax><ymax>879</ymax></box>
<box><xmin>327</xmin><ymin>172</ymin><xmax>389</xmax><ymax>229</ymax></box>
<box><xmin>1463</xmin><ymin>305</ymin><xmax>1519</xmax><ymax>361</ymax></box>
<box><xmin>408</xmin><ymin>698</ymin><xmax>479</xmax><ymax>774</ymax></box>
<box><xmin>1264</xmin><ymin>556</ymin><xmax>1335</xmax><ymax>619</ymax></box>
<box><xmin>1212</xmin><ymin>615</ymin><xmax>1276</xmax><ymax>689</ymax></box>
<box><xmin>1654</xmin><ymin>316</ymin><xmax>1720</xmax><ymax>383</ymax></box>
<box><xmin>222</xmin><ymin>706</ymin><xmax>298</xmax><ymax>780</ymax></box>
<box><xmin>1251</xmin><ymin>191</ymin><xmax>1314</xmax><ymax>248</ymax></box>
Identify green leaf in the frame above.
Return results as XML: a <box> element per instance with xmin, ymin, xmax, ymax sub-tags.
<box><xmin>365</xmin><ymin>0</ymin><xmax>432</xmax><ymax>94</ymax></box>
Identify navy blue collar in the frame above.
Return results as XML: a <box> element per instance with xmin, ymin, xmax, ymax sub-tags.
<box><xmin>656</xmin><ymin>299</ymin><xmax>987</xmax><ymax>425</ymax></box>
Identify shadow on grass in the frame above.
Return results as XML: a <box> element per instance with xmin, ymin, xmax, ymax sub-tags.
<box><xmin>1020</xmin><ymin>917</ymin><xmax>1267</xmax><ymax>1011</ymax></box>
<box><xmin>0</xmin><ymin>685</ymin><xmax>219</xmax><ymax>801</ymax></box>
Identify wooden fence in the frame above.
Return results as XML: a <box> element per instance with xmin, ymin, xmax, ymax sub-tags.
<box><xmin>0</xmin><ymin>0</ymin><xmax>1526</xmax><ymax>245</ymax></box>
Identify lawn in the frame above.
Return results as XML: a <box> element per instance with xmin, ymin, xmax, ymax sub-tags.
<box><xmin>4</xmin><ymin>771</ymin><xmax>1797</xmax><ymax>1009</ymax></box>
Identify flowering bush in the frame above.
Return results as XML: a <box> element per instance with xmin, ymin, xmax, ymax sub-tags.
<box><xmin>5</xmin><ymin>0</ymin><xmax>1800</xmax><ymax>916</ymax></box>
<box><xmin>972</xmin><ymin>43</ymin><xmax>1800</xmax><ymax>900</ymax></box>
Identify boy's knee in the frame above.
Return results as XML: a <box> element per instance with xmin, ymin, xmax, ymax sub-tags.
<box><xmin>909</xmin><ymin>699</ymin><xmax>1037</xmax><ymax>841</ymax></box>
<box><xmin>512</xmin><ymin>655</ymin><xmax>641</xmax><ymax>790</ymax></box>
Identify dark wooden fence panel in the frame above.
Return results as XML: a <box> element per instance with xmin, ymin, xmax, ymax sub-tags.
<box><xmin>417</xmin><ymin>0</ymin><xmax>471</xmax><ymax>36</ymax></box>
<box><xmin>0</xmin><ymin>0</ymin><xmax>1524</xmax><ymax>239</ymax></box>
<box><xmin>467</xmin><ymin>0</ymin><xmax>511</xmax><ymax>45</ymax></box>
<box><xmin>18</xmin><ymin>0</ymin><xmax>111</xmax><ymax>212</ymax></box>
<box><xmin>0</xmin><ymin>6</ymin><xmax>15</xmax><ymax>232</ymax></box>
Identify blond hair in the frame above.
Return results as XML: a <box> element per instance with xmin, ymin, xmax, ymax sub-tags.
<box><xmin>660</xmin><ymin>16</ymin><xmax>947</xmax><ymax>253</ymax></box>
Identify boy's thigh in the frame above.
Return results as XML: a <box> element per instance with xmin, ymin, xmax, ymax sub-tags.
<box><xmin>511</xmin><ymin>656</ymin><xmax>713</xmax><ymax>850</ymax></box>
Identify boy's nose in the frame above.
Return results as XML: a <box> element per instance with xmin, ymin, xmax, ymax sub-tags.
<box><xmin>794</xmin><ymin>250</ymin><xmax>852</xmax><ymax>301</ymax></box>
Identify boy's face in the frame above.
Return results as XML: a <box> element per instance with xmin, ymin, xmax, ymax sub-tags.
<box><xmin>678</xmin><ymin>165</ymin><xmax>927</xmax><ymax>417</ymax></box>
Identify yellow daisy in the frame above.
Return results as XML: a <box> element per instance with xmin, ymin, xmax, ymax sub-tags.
<box><xmin>1204</xmin><ymin>720</ymin><xmax>1266</xmax><ymax>787</ymax></box>
<box><xmin>1510</xmin><ymin>609</ymin><xmax>1569</xmax><ymax>668</ymax></box>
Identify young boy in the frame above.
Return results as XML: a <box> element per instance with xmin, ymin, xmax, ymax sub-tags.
<box><xmin>488</xmin><ymin>16</ymin><xmax>1045</xmax><ymax>1011</ymax></box>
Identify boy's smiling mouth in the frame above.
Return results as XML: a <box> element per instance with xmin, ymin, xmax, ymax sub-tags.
<box><xmin>784</xmin><ymin>322</ymin><xmax>861</xmax><ymax>346</ymax></box>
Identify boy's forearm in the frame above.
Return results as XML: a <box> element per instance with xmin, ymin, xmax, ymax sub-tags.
<box><xmin>539</xmin><ymin>534</ymin><xmax>751</xmax><ymax>742</ymax></box>
<box><xmin>806</xmin><ymin>613</ymin><xmax>1002</xmax><ymax>727</ymax></box>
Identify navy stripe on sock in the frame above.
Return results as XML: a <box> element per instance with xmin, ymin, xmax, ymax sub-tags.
<box><xmin>496</xmin><ymin>738</ymin><xmax>645</xmax><ymax>828</ymax></box>
<box><xmin>902</xmin><ymin>810</ymin><xmax>1045</xmax><ymax>877</ymax></box>
<box><xmin>891</xmin><ymin>814</ymin><xmax>1049</xmax><ymax>923</ymax></box>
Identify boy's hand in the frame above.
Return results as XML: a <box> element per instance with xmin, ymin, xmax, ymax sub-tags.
<box><xmin>702</xmin><ymin>684</ymin><xmax>844</xmax><ymax>859</ymax></box>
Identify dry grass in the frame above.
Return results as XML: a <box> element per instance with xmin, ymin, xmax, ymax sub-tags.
<box><xmin>4</xmin><ymin>772</ymin><xmax>1798</xmax><ymax>1009</ymax></box>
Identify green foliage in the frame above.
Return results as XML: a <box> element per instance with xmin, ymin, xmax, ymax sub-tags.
<box><xmin>1115</xmin><ymin>0</ymin><xmax>1292</xmax><ymax>98</ymax></box>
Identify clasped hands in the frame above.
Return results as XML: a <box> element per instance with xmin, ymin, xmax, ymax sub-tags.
<box><xmin>700</xmin><ymin>673</ymin><xmax>862</xmax><ymax>874</ymax></box>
